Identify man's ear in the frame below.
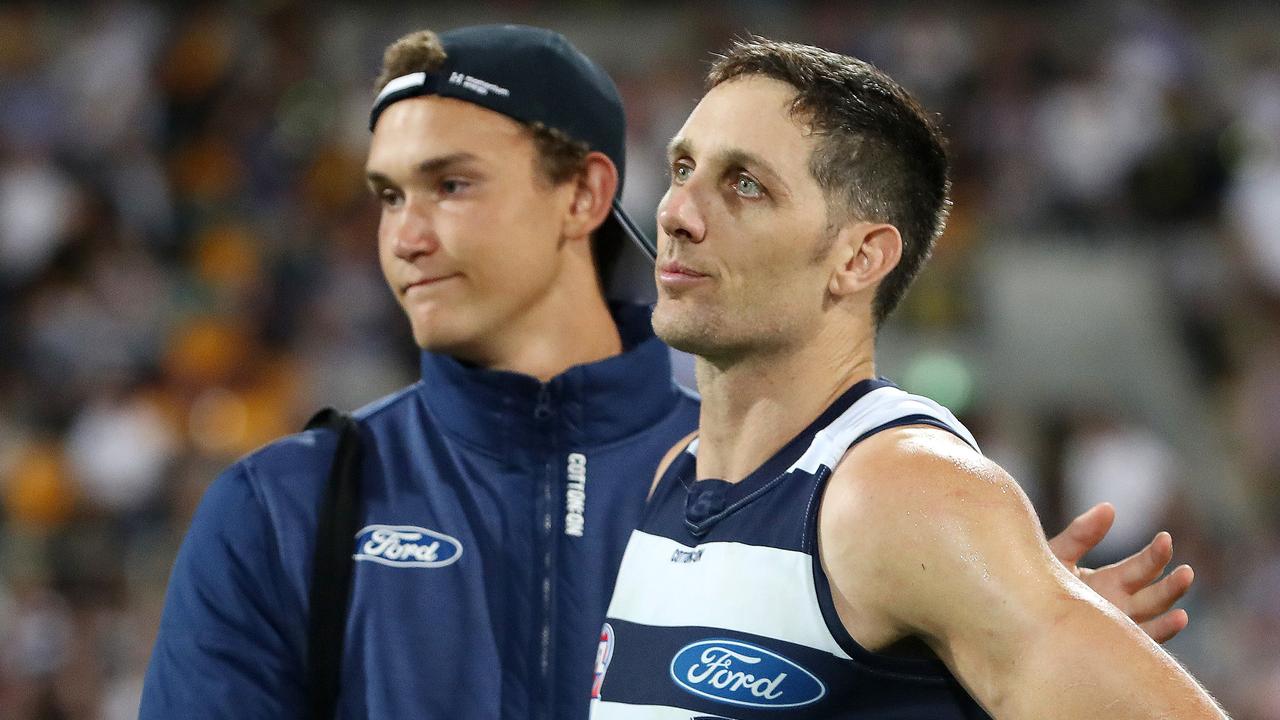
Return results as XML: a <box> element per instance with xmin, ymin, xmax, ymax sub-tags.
<box><xmin>563</xmin><ymin>151</ymin><xmax>619</xmax><ymax>242</ymax></box>
<box><xmin>828</xmin><ymin>222</ymin><xmax>903</xmax><ymax>298</ymax></box>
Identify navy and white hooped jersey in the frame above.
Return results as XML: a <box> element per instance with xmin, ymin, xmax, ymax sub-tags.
<box><xmin>590</xmin><ymin>378</ymin><xmax>991</xmax><ymax>719</ymax></box>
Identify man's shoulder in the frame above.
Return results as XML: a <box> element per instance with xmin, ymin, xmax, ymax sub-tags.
<box><xmin>818</xmin><ymin>425</ymin><xmax>1042</xmax><ymax>643</ymax></box>
<box><xmin>838</xmin><ymin>424</ymin><xmax>1002</xmax><ymax>491</ymax></box>
<box><xmin>350</xmin><ymin>380</ymin><xmax>425</xmax><ymax>424</ymax></box>
<box><xmin>824</xmin><ymin>425</ymin><xmax>1021</xmax><ymax>540</ymax></box>
<box><xmin>231</xmin><ymin>381</ymin><xmax>426</xmax><ymax>498</ymax></box>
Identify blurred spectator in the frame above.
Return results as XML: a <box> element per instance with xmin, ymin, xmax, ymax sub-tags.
<box><xmin>1061</xmin><ymin>412</ymin><xmax>1177</xmax><ymax>560</ymax></box>
<box><xmin>0</xmin><ymin>159</ymin><xmax>80</xmax><ymax>286</ymax></box>
<box><xmin>64</xmin><ymin>390</ymin><xmax>176</xmax><ymax>517</ymax></box>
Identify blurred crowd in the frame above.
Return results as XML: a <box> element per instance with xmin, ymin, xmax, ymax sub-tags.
<box><xmin>0</xmin><ymin>1</ymin><xmax>1277</xmax><ymax>717</ymax></box>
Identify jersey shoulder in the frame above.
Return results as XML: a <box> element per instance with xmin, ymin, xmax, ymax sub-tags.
<box><xmin>829</xmin><ymin>424</ymin><xmax>1018</xmax><ymax>530</ymax></box>
<box><xmin>231</xmin><ymin>381</ymin><xmax>425</xmax><ymax>504</ymax></box>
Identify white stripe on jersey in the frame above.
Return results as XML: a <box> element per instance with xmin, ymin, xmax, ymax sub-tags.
<box><xmin>604</xmin><ymin>530</ymin><xmax>852</xmax><ymax>660</ymax></box>
<box><xmin>683</xmin><ymin>386</ymin><xmax>978</xmax><ymax>475</ymax></box>
<box><xmin>789</xmin><ymin>386</ymin><xmax>979</xmax><ymax>474</ymax></box>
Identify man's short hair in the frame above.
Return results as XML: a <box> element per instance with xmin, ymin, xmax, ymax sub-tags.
<box><xmin>706</xmin><ymin>37</ymin><xmax>951</xmax><ymax>328</ymax></box>
<box><xmin>374</xmin><ymin>30</ymin><xmax>621</xmax><ymax>285</ymax></box>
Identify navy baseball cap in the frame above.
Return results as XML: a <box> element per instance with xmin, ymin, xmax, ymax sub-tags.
<box><xmin>369</xmin><ymin>24</ymin><xmax>656</xmax><ymax>279</ymax></box>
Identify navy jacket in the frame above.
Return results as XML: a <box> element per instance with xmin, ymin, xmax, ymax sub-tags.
<box><xmin>141</xmin><ymin>304</ymin><xmax>700</xmax><ymax>719</ymax></box>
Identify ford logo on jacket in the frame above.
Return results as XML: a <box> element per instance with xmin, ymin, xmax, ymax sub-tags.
<box><xmin>353</xmin><ymin>524</ymin><xmax>463</xmax><ymax>568</ymax></box>
<box><xmin>668</xmin><ymin>639</ymin><xmax>826</xmax><ymax>708</ymax></box>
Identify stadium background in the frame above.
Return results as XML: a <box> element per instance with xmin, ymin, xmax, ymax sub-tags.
<box><xmin>0</xmin><ymin>1</ymin><xmax>1277</xmax><ymax>717</ymax></box>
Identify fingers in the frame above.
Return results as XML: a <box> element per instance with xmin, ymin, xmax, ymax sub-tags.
<box><xmin>1048</xmin><ymin>502</ymin><xmax>1116</xmax><ymax>566</ymax></box>
<box><xmin>1075</xmin><ymin>527</ymin><xmax>1194</xmax><ymax>640</ymax></box>
<box><xmin>1125</xmin><ymin>564</ymin><xmax>1194</xmax><ymax>624</ymax></box>
<box><xmin>1138</xmin><ymin>608</ymin><xmax>1190</xmax><ymax>644</ymax></box>
<box><xmin>1114</xmin><ymin>531</ymin><xmax>1175</xmax><ymax>592</ymax></box>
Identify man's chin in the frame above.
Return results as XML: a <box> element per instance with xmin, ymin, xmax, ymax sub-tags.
<box><xmin>653</xmin><ymin>316</ymin><xmax>720</xmax><ymax>358</ymax></box>
<box><xmin>410</xmin><ymin>323</ymin><xmax>470</xmax><ymax>354</ymax></box>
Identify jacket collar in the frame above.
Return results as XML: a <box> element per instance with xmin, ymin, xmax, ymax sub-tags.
<box><xmin>416</xmin><ymin>303</ymin><xmax>686</xmax><ymax>456</ymax></box>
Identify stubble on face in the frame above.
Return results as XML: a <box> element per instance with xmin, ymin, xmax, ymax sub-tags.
<box><xmin>651</xmin><ymin>77</ymin><xmax>841</xmax><ymax>365</ymax></box>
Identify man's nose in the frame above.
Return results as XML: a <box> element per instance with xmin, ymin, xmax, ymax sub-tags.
<box><xmin>657</xmin><ymin>182</ymin><xmax>706</xmax><ymax>247</ymax></box>
<box><xmin>389</xmin><ymin>199</ymin><xmax>440</xmax><ymax>261</ymax></box>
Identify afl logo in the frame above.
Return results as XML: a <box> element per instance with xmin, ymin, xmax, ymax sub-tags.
<box><xmin>352</xmin><ymin>525</ymin><xmax>463</xmax><ymax>568</ymax></box>
<box><xmin>669</xmin><ymin>639</ymin><xmax>825</xmax><ymax>709</ymax></box>
<box><xmin>591</xmin><ymin>623</ymin><xmax>615</xmax><ymax>699</ymax></box>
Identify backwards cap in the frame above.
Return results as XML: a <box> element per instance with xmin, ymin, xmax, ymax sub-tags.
<box><xmin>370</xmin><ymin>24</ymin><xmax>655</xmax><ymax>268</ymax></box>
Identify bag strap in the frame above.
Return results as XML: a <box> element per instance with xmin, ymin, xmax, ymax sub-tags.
<box><xmin>303</xmin><ymin>408</ymin><xmax>363</xmax><ymax>720</ymax></box>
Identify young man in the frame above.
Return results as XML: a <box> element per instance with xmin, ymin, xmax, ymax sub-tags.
<box><xmin>142</xmin><ymin>25</ymin><xmax>1191</xmax><ymax>720</ymax></box>
<box><xmin>142</xmin><ymin>25</ymin><xmax>699</xmax><ymax>720</ymax></box>
<box><xmin>590</xmin><ymin>38</ymin><xmax>1223</xmax><ymax>718</ymax></box>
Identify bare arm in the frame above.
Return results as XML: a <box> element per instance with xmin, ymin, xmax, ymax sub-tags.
<box><xmin>819</xmin><ymin>427</ymin><xmax>1225</xmax><ymax>719</ymax></box>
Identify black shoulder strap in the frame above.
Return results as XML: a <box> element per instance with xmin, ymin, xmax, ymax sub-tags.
<box><xmin>303</xmin><ymin>408</ymin><xmax>363</xmax><ymax>720</ymax></box>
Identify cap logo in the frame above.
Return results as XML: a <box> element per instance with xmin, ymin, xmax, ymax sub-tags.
<box><xmin>447</xmin><ymin>71</ymin><xmax>509</xmax><ymax>98</ymax></box>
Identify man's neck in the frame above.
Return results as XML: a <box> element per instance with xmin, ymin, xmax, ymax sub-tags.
<box><xmin>459</xmin><ymin>248</ymin><xmax>623</xmax><ymax>382</ymax></box>
<box><xmin>487</xmin><ymin>289</ymin><xmax>622</xmax><ymax>382</ymax></box>
<box><xmin>693</xmin><ymin>322</ymin><xmax>875</xmax><ymax>483</ymax></box>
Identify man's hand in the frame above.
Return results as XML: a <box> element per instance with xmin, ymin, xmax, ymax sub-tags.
<box><xmin>1048</xmin><ymin>502</ymin><xmax>1194</xmax><ymax>643</ymax></box>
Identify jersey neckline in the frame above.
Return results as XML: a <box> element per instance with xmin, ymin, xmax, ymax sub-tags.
<box><xmin>676</xmin><ymin>377</ymin><xmax>897</xmax><ymax>535</ymax></box>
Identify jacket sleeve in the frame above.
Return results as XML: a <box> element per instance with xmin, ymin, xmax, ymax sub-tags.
<box><xmin>140</xmin><ymin>461</ymin><xmax>307</xmax><ymax>719</ymax></box>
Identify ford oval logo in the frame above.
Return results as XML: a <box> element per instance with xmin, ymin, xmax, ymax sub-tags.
<box><xmin>352</xmin><ymin>524</ymin><xmax>463</xmax><ymax>568</ymax></box>
<box><xmin>669</xmin><ymin>639</ymin><xmax>825</xmax><ymax>709</ymax></box>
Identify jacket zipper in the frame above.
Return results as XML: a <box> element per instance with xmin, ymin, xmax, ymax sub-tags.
<box><xmin>534</xmin><ymin>383</ymin><xmax>555</xmax><ymax>719</ymax></box>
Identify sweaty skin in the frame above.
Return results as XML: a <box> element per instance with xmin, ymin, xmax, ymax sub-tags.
<box><xmin>820</xmin><ymin>427</ymin><xmax>1222</xmax><ymax>717</ymax></box>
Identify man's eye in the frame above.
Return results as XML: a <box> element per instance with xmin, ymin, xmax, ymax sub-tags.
<box><xmin>735</xmin><ymin>175</ymin><xmax>763</xmax><ymax>198</ymax></box>
<box><xmin>440</xmin><ymin>179</ymin><xmax>470</xmax><ymax>195</ymax></box>
<box><xmin>671</xmin><ymin>162</ymin><xmax>692</xmax><ymax>183</ymax></box>
<box><xmin>378</xmin><ymin>188</ymin><xmax>402</xmax><ymax>206</ymax></box>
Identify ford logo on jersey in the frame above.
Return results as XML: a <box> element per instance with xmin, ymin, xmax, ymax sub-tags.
<box><xmin>352</xmin><ymin>525</ymin><xmax>463</xmax><ymax>568</ymax></box>
<box><xmin>669</xmin><ymin>639</ymin><xmax>825</xmax><ymax>709</ymax></box>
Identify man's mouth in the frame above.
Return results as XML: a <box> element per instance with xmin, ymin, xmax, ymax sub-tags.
<box><xmin>403</xmin><ymin>273</ymin><xmax>461</xmax><ymax>293</ymax></box>
<box><xmin>659</xmin><ymin>261</ymin><xmax>707</xmax><ymax>278</ymax></box>
<box><xmin>658</xmin><ymin>261</ymin><xmax>710</xmax><ymax>289</ymax></box>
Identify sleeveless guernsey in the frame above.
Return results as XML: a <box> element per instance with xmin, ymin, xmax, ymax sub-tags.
<box><xmin>589</xmin><ymin>378</ymin><xmax>991</xmax><ymax>719</ymax></box>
